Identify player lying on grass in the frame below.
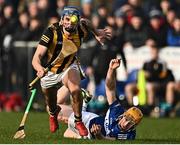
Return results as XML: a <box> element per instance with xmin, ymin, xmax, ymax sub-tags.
<box><xmin>55</xmin><ymin>58</ymin><xmax>143</xmax><ymax>140</ymax></box>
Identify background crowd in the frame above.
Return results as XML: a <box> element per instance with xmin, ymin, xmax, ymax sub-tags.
<box><xmin>0</xmin><ymin>0</ymin><xmax>180</xmax><ymax>117</ymax></box>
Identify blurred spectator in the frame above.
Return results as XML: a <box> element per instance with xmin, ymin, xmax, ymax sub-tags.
<box><xmin>91</xmin><ymin>14</ymin><xmax>100</xmax><ymax>28</ymax></box>
<box><xmin>28</xmin><ymin>17</ymin><xmax>43</xmax><ymax>41</ymax></box>
<box><xmin>160</xmin><ymin>0</ymin><xmax>171</xmax><ymax>16</ymax></box>
<box><xmin>128</xmin><ymin>0</ymin><xmax>144</xmax><ymax>16</ymax></box>
<box><xmin>166</xmin><ymin>9</ymin><xmax>176</xmax><ymax>28</ymax></box>
<box><xmin>167</xmin><ymin>17</ymin><xmax>180</xmax><ymax>46</ymax></box>
<box><xmin>1</xmin><ymin>3</ymin><xmax>18</xmax><ymax>93</ymax></box>
<box><xmin>124</xmin><ymin>12</ymin><xmax>148</xmax><ymax>48</ymax></box>
<box><xmin>10</xmin><ymin>11</ymin><xmax>31</xmax><ymax>99</ymax></box>
<box><xmin>124</xmin><ymin>69</ymin><xmax>139</xmax><ymax>106</ymax></box>
<box><xmin>112</xmin><ymin>0</ymin><xmax>127</xmax><ymax>13</ymax></box>
<box><xmin>4</xmin><ymin>92</ymin><xmax>24</xmax><ymax>112</ymax></box>
<box><xmin>12</xmin><ymin>11</ymin><xmax>30</xmax><ymax>41</ymax></box>
<box><xmin>142</xmin><ymin>0</ymin><xmax>160</xmax><ymax>17</ymax></box>
<box><xmin>0</xmin><ymin>92</ymin><xmax>24</xmax><ymax>112</ymax></box>
<box><xmin>81</xmin><ymin>0</ymin><xmax>94</xmax><ymax>19</ymax></box>
<box><xmin>78</xmin><ymin>30</ymin><xmax>97</xmax><ymax>91</ymax></box>
<box><xmin>146</xmin><ymin>9</ymin><xmax>167</xmax><ymax>48</ymax></box>
<box><xmin>93</xmin><ymin>26</ymin><xmax>117</xmax><ymax>96</ymax></box>
<box><xmin>165</xmin><ymin>81</ymin><xmax>180</xmax><ymax>114</ymax></box>
<box><xmin>107</xmin><ymin>12</ymin><xmax>115</xmax><ymax>27</ymax></box>
<box><xmin>122</xmin><ymin>0</ymin><xmax>146</xmax><ymax>24</ymax></box>
<box><xmin>120</xmin><ymin>4</ymin><xmax>134</xmax><ymax>25</ymax></box>
<box><xmin>0</xmin><ymin>0</ymin><xmax>5</xmax><ymax>12</ymax></box>
<box><xmin>114</xmin><ymin>9</ymin><xmax>128</xmax><ymax>73</ymax></box>
<box><xmin>142</xmin><ymin>46</ymin><xmax>175</xmax><ymax>114</ymax></box>
<box><xmin>96</xmin><ymin>4</ymin><xmax>108</xmax><ymax>28</ymax></box>
<box><xmin>48</xmin><ymin>15</ymin><xmax>59</xmax><ymax>25</ymax></box>
<box><xmin>27</xmin><ymin>1</ymin><xmax>38</xmax><ymax>19</ymax></box>
<box><xmin>1</xmin><ymin>3</ymin><xmax>18</xmax><ymax>39</ymax></box>
<box><xmin>56</xmin><ymin>0</ymin><xmax>69</xmax><ymax>17</ymax></box>
<box><xmin>37</xmin><ymin>0</ymin><xmax>50</xmax><ymax>27</ymax></box>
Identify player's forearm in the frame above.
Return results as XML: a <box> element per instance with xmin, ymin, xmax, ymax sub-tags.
<box><xmin>32</xmin><ymin>45</ymin><xmax>47</xmax><ymax>71</ymax></box>
<box><xmin>81</xmin><ymin>18</ymin><xmax>99</xmax><ymax>36</ymax></box>
<box><xmin>32</xmin><ymin>54</ymin><xmax>43</xmax><ymax>71</ymax></box>
<box><xmin>106</xmin><ymin>68</ymin><xmax>116</xmax><ymax>90</ymax></box>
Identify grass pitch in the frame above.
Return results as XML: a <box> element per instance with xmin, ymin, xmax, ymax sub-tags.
<box><xmin>0</xmin><ymin>111</ymin><xmax>180</xmax><ymax>144</ymax></box>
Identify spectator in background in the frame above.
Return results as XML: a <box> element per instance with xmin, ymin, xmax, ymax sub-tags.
<box><xmin>28</xmin><ymin>17</ymin><xmax>43</xmax><ymax>41</ymax></box>
<box><xmin>122</xmin><ymin>0</ymin><xmax>146</xmax><ymax>24</ymax></box>
<box><xmin>124</xmin><ymin>69</ymin><xmax>139</xmax><ymax>106</ymax></box>
<box><xmin>27</xmin><ymin>1</ymin><xmax>39</xmax><ymax>19</ymax></box>
<box><xmin>166</xmin><ymin>9</ymin><xmax>176</xmax><ymax>28</ymax></box>
<box><xmin>12</xmin><ymin>11</ymin><xmax>30</xmax><ymax>41</ymax></box>
<box><xmin>146</xmin><ymin>9</ymin><xmax>167</xmax><ymax>48</ymax></box>
<box><xmin>80</xmin><ymin>0</ymin><xmax>94</xmax><ymax>19</ymax></box>
<box><xmin>91</xmin><ymin>14</ymin><xmax>100</xmax><ymax>29</ymax></box>
<box><xmin>11</xmin><ymin>11</ymin><xmax>30</xmax><ymax>98</ymax></box>
<box><xmin>112</xmin><ymin>0</ymin><xmax>127</xmax><ymax>13</ymax></box>
<box><xmin>142</xmin><ymin>0</ymin><xmax>160</xmax><ymax>17</ymax></box>
<box><xmin>127</xmin><ymin>0</ymin><xmax>144</xmax><ymax>17</ymax></box>
<box><xmin>120</xmin><ymin>4</ymin><xmax>134</xmax><ymax>25</ymax></box>
<box><xmin>160</xmin><ymin>0</ymin><xmax>171</xmax><ymax>16</ymax></box>
<box><xmin>56</xmin><ymin>0</ymin><xmax>69</xmax><ymax>17</ymax></box>
<box><xmin>93</xmin><ymin>26</ymin><xmax>117</xmax><ymax>97</ymax></box>
<box><xmin>107</xmin><ymin>12</ymin><xmax>116</xmax><ymax>28</ymax></box>
<box><xmin>114</xmin><ymin>9</ymin><xmax>128</xmax><ymax>74</ymax></box>
<box><xmin>167</xmin><ymin>17</ymin><xmax>180</xmax><ymax>46</ymax></box>
<box><xmin>48</xmin><ymin>15</ymin><xmax>59</xmax><ymax>25</ymax></box>
<box><xmin>0</xmin><ymin>0</ymin><xmax>5</xmax><ymax>11</ymax></box>
<box><xmin>37</xmin><ymin>0</ymin><xmax>50</xmax><ymax>27</ymax></box>
<box><xmin>1</xmin><ymin>3</ymin><xmax>18</xmax><ymax>93</ymax></box>
<box><xmin>124</xmin><ymin>12</ymin><xmax>148</xmax><ymax>48</ymax></box>
<box><xmin>78</xmin><ymin>27</ymin><xmax>97</xmax><ymax>91</ymax></box>
<box><xmin>165</xmin><ymin>81</ymin><xmax>180</xmax><ymax>116</ymax></box>
<box><xmin>96</xmin><ymin>4</ymin><xmax>108</xmax><ymax>28</ymax></box>
<box><xmin>142</xmin><ymin>46</ymin><xmax>175</xmax><ymax>115</ymax></box>
<box><xmin>1</xmin><ymin>3</ymin><xmax>17</xmax><ymax>40</ymax></box>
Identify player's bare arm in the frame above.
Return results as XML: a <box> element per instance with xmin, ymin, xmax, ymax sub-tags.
<box><xmin>80</xmin><ymin>18</ymin><xmax>112</xmax><ymax>45</ymax></box>
<box><xmin>105</xmin><ymin>59</ymin><xmax>121</xmax><ymax>105</ymax></box>
<box><xmin>32</xmin><ymin>44</ymin><xmax>47</xmax><ymax>78</ymax></box>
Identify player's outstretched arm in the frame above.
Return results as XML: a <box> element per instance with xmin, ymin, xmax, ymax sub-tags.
<box><xmin>80</xmin><ymin>18</ymin><xmax>112</xmax><ymax>46</ymax></box>
<box><xmin>105</xmin><ymin>59</ymin><xmax>121</xmax><ymax>105</ymax></box>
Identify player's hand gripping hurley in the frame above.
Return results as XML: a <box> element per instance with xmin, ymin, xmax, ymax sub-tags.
<box><xmin>29</xmin><ymin>39</ymin><xmax>78</xmax><ymax>89</ymax></box>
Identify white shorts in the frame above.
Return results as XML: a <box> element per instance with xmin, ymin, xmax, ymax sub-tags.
<box><xmin>68</xmin><ymin>111</ymin><xmax>99</xmax><ymax>139</ymax></box>
<box><xmin>40</xmin><ymin>63</ymin><xmax>79</xmax><ymax>89</ymax></box>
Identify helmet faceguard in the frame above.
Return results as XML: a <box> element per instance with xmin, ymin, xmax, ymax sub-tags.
<box><xmin>61</xmin><ymin>6</ymin><xmax>81</xmax><ymax>33</ymax></box>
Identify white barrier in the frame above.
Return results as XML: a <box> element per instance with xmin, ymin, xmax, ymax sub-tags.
<box><xmin>117</xmin><ymin>46</ymin><xmax>180</xmax><ymax>81</ymax></box>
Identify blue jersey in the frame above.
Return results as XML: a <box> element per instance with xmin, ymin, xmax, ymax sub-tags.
<box><xmin>89</xmin><ymin>100</ymin><xmax>136</xmax><ymax>140</ymax></box>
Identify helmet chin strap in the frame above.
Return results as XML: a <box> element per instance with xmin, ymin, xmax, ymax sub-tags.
<box><xmin>64</xmin><ymin>23</ymin><xmax>78</xmax><ymax>33</ymax></box>
<box><xmin>65</xmin><ymin>27</ymin><xmax>76</xmax><ymax>33</ymax></box>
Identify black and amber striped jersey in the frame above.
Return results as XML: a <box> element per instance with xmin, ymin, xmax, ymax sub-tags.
<box><xmin>39</xmin><ymin>22</ymin><xmax>88</xmax><ymax>74</ymax></box>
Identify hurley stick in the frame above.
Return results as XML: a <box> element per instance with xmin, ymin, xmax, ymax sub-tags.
<box><xmin>29</xmin><ymin>36</ymin><xmax>78</xmax><ymax>89</ymax></box>
<box><xmin>13</xmin><ymin>89</ymin><xmax>36</xmax><ymax>139</ymax></box>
